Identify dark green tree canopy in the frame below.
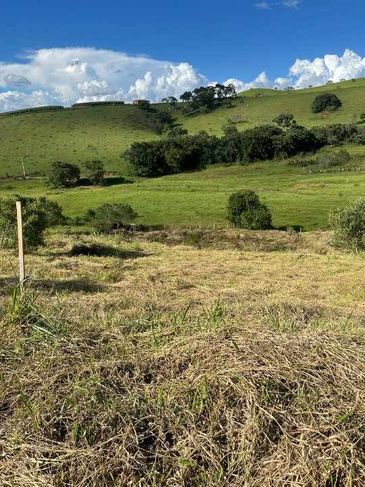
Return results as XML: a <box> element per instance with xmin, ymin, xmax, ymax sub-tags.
<box><xmin>227</xmin><ymin>190</ymin><xmax>272</xmax><ymax>230</ymax></box>
<box><xmin>83</xmin><ymin>160</ymin><xmax>105</xmax><ymax>185</ymax></box>
<box><xmin>49</xmin><ymin>161</ymin><xmax>80</xmax><ymax>188</ymax></box>
<box><xmin>312</xmin><ymin>93</ymin><xmax>342</xmax><ymax>113</ymax></box>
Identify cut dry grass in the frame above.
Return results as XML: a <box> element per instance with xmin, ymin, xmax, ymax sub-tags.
<box><xmin>1</xmin><ymin>230</ymin><xmax>365</xmax><ymax>485</ymax></box>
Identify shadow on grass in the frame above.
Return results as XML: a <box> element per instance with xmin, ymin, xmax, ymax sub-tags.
<box><xmin>77</xmin><ymin>176</ymin><xmax>134</xmax><ymax>187</ymax></box>
<box><xmin>67</xmin><ymin>243</ymin><xmax>148</xmax><ymax>259</ymax></box>
<box><xmin>0</xmin><ymin>277</ymin><xmax>106</xmax><ymax>293</ymax></box>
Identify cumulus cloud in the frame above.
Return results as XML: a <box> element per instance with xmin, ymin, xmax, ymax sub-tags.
<box><xmin>0</xmin><ymin>47</ymin><xmax>365</xmax><ymax>112</ymax></box>
<box><xmin>0</xmin><ymin>47</ymin><xmax>207</xmax><ymax>111</ymax></box>
<box><xmin>225</xmin><ymin>49</ymin><xmax>365</xmax><ymax>92</ymax></box>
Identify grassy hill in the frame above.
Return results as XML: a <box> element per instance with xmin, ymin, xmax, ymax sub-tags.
<box><xmin>0</xmin><ymin>105</ymin><xmax>158</xmax><ymax>177</ymax></box>
<box><xmin>1</xmin><ymin>144</ymin><xmax>364</xmax><ymax>230</ymax></box>
<box><xmin>1</xmin><ymin>78</ymin><xmax>365</xmax><ymax>177</ymax></box>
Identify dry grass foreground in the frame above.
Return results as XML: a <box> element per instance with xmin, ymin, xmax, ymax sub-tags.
<box><xmin>1</xmin><ymin>229</ymin><xmax>365</xmax><ymax>486</ymax></box>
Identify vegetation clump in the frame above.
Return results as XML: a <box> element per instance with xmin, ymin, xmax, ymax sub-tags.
<box><xmin>0</xmin><ymin>194</ymin><xmax>63</xmax><ymax>248</ymax></box>
<box><xmin>227</xmin><ymin>190</ymin><xmax>272</xmax><ymax>229</ymax></box>
<box><xmin>86</xmin><ymin>202</ymin><xmax>138</xmax><ymax>232</ymax></box>
<box><xmin>330</xmin><ymin>198</ymin><xmax>365</xmax><ymax>251</ymax></box>
<box><xmin>311</xmin><ymin>93</ymin><xmax>342</xmax><ymax>113</ymax></box>
<box><xmin>83</xmin><ymin>160</ymin><xmax>105</xmax><ymax>185</ymax></box>
<box><xmin>49</xmin><ymin>161</ymin><xmax>80</xmax><ymax>188</ymax></box>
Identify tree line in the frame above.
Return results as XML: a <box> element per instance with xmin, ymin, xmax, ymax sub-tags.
<box><xmin>125</xmin><ymin>116</ymin><xmax>365</xmax><ymax>177</ymax></box>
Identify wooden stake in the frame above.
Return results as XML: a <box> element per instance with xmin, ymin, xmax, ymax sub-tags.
<box><xmin>16</xmin><ymin>201</ymin><xmax>25</xmax><ymax>290</ymax></box>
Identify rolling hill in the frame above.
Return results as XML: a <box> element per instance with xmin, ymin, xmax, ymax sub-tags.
<box><xmin>1</xmin><ymin>78</ymin><xmax>365</xmax><ymax>177</ymax></box>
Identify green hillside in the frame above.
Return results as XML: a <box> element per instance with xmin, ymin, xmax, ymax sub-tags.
<box><xmin>1</xmin><ymin>78</ymin><xmax>365</xmax><ymax>177</ymax></box>
<box><xmin>0</xmin><ymin>105</ymin><xmax>158</xmax><ymax>177</ymax></box>
<box><xmin>1</xmin><ymin>144</ymin><xmax>364</xmax><ymax>230</ymax></box>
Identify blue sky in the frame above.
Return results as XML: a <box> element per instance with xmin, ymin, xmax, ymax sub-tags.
<box><xmin>1</xmin><ymin>0</ymin><xmax>365</xmax><ymax>110</ymax></box>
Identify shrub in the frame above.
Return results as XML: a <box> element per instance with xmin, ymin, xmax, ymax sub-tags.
<box><xmin>49</xmin><ymin>161</ymin><xmax>80</xmax><ymax>188</ymax></box>
<box><xmin>330</xmin><ymin>199</ymin><xmax>365</xmax><ymax>251</ymax></box>
<box><xmin>227</xmin><ymin>190</ymin><xmax>272</xmax><ymax>230</ymax></box>
<box><xmin>317</xmin><ymin>149</ymin><xmax>350</xmax><ymax>169</ymax></box>
<box><xmin>273</xmin><ymin>113</ymin><xmax>297</xmax><ymax>129</ymax></box>
<box><xmin>83</xmin><ymin>160</ymin><xmax>105</xmax><ymax>185</ymax></box>
<box><xmin>312</xmin><ymin>124</ymin><xmax>358</xmax><ymax>145</ymax></box>
<box><xmin>86</xmin><ymin>203</ymin><xmax>138</xmax><ymax>232</ymax></box>
<box><xmin>0</xmin><ymin>195</ymin><xmax>63</xmax><ymax>248</ymax></box>
<box><xmin>311</xmin><ymin>93</ymin><xmax>342</xmax><ymax>113</ymax></box>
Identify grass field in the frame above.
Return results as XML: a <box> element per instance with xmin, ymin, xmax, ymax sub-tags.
<box><xmin>1</xmin><ymin>230</ymin><xmax>365</xmax><ymax>485</ymax></box>
<box><xmin>1</xmin><ymin>145</ymin><xmax>364</xmax><ymax>230</ymax></box>
<box><xmin>1</xmin><ymin>78</ymin><xmax>365</xmax><ymax>177</ymax></box>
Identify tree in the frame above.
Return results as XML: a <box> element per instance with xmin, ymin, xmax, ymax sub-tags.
<box><xmin>124</xmin><ymin>141</ymin><xmax>168</xmax><ymax>177</ymax></box>
<box><xmin>330</xmin><ymin>199</ymin><xmax>365</xmax><ymax>251</ymax></box>
<box><xmin>49</xmin><ymin>161</ymin><xmax>80</xmax><ymax>188</ymax></box>
<box><xmin>162</xmin><ymin>96</ymin><xmax>178</xmax><ymax>106</ymax></box>
<box><xmin>180</xmin><ymin>91</ymin><xmax>192</xmax><ymax>102</ymax></box>
<box><xmin>273</xmin><ymin>113</ymin><xmax>297</xmax><ymax>130</ymax></box>
<box><xmin>312</xmin><ymin>93</ymin><xmax>342</xmax><ymax>113</ymax></box>
<box><xmin>0</xmin><ymin>195</ymin><xmax>63</xmax><ymax>248</ymax></box>
<box><xmin>83</xmin><ymin>160</ymin><xmax>105</xmax><ymax>185</ymax></box>
<box><xmin>86</xmin><ymin>203</ymin><xmax>138</xmax><ymax>232</ymax></box>
<box><xmin>227</xmin><ymin>190</ymin><xmax>272</xmax><ymax>230</ymax></box>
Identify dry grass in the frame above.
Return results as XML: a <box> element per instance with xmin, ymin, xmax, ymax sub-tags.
<box><xmin>1</xmin><ymin>229</ymin><xmax>365</xmax><ymax>486</ymax></box>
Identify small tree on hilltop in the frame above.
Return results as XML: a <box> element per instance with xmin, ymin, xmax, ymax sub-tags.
<box><xmin>49</xmin><ymin>161</ymin><xmax>80</xmax><ymax>188</ymax></box>
<box><xmin>312</xmin><ymin>93</ymin><xmax>342</xmax><ymax>113</ymax></box>
<box><xmin>0</xmin><ymin>195</ymin><xmax>64</xmax><ymax>248</ymax></box>
<box><xmin>330</xmin><ymin>199</ymin><xmax>365</xmax><ymax>251</ymax></box>
<box><xmin>227</xmin><ymin>190</ymin><xmax>272</xmax><ymax>230</ymax></box>
<box><xmin>83</xmin><ymin>160</ymin><xmax>105</xmax><ymax>185</ymax></box>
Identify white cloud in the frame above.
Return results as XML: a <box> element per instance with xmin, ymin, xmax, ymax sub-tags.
<box><xmin>225</xmin><ymin>49</ymin><xmax>365</xmax><ymax>92</ymax></box>
<box><xmin>255</xmin><ymin>2</ymin><xmax>271</xmax><ymax>9</ymax></box>
<box><xmin>283</xmin><ymin>0</ymin><xmax>301</xmax><ymax>8</ymax></box>
<box><xmin>255</xmin><ymin>0</ymin><xmax>302</xmax><ymax>9</ymax></box>
<box><xmin>0</xmin><ymin>47</ymin><xmax>207</xmax><ymax>111</ymax></box>
<box><xmin>0</xmin><ymin>47</ymin><xmax>365</xmax><ymax>112</ymax></box>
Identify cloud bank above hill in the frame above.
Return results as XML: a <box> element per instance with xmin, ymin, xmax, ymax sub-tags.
<box><xmin>0</xmin><ymin>47</ymin><xmax>364</xmax><ymax>112</ymax></box>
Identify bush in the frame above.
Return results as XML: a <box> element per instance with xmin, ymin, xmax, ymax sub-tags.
<box><xmin>311</xmin><ymin>93</ymin><xmax>342</xmax><ymax>113</ymax></box>
<box><xmin>49</xmin><ymin>161</ymin><xmax>80</xmax><ymax>188</ymax></box>
<box><xmin>83</xmin><ymin>160</ymin><xmax>105</xmax><ymax>185</ymax></box>
<box><xmin>330</xmin><ymin>199</ymin><xmax>365</xmax><ymax>251</ymax></box>
<box><xmin>312</xmin><ymin>124</ymin><xmax>358</xmax><ymax>145</ymax></box>
<box><xmin>0</xmin><ymin>195</ymin><xmax>63</xmax><ymax>248</ymax></box>
<box><xmin>317</xmin><ymin>149</ymin><xmax>350</xmax><ymax>169</ymax></box>
<box><xmin>227</xmin><ymin>190</ymin><xmax>272</xmax><ymax>230</ymax></box>
<box><xmin>86</xmin><ymin>203</ymin><xmax>138</xmax><ymax>232</ymax></box>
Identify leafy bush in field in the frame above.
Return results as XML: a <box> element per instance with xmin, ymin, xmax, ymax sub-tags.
<box><xmin>317</xmin><ymin>149</ymin><xmax>350</xmax><ymax>169</ymax></box>
<box><xmin>330</xmin><ymin>199</ymin><xmax>365</xmax><ymax>251</ymax></box>
<box><xmin>227</xmin><ymin>190</ymin><xmax>272</xmax><ymax>230</ymax></box>
<box><xmin>0</xmin><ymin>195</ymin><xmax>63</xmax><ymax>248</ymax></box>
<box><xmin>312</xmin><ymin>93</ymin><xmax>342</xmax><ymax>113</ymax></box>
<box><xmin>83</xmin><ymin>160</ymin><xmax>105</xmax><ymax>185</ymax></box>
<box><xmin>86</xmin><ymin>203</ymin><xmax>138</xmax><ymax>232</ymax></box>
<box><xmin>312</xmin><ymin>124</ymin><xmax>358</xmax><ymax>145</ymax></box>
<box><xmin>273</xmin><ymin>113</ymin><xmax>297</xmax><ymax>129</ymax></box>
<box><xmin>49</xmin><ymin>161</ymin><xmax>80</xmax><ymax>188</ymax></box>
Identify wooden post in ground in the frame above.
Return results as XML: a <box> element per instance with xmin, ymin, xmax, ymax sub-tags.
<box><xmin>16</xmin><ymin>201</ymin><xmax>25</xmax><ymax>291</ymax></box>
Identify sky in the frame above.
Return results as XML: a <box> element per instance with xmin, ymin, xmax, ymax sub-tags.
<box><xmin>1</xmin><ymin>0</ymin><xmax>365</xmax><ymax>111</ymax></box>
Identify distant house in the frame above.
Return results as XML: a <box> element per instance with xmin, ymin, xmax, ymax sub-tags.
<box><xmin>133</xmin><ymin>99</ymin><xmax>150</xmax><ymax>105</ymax></box>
